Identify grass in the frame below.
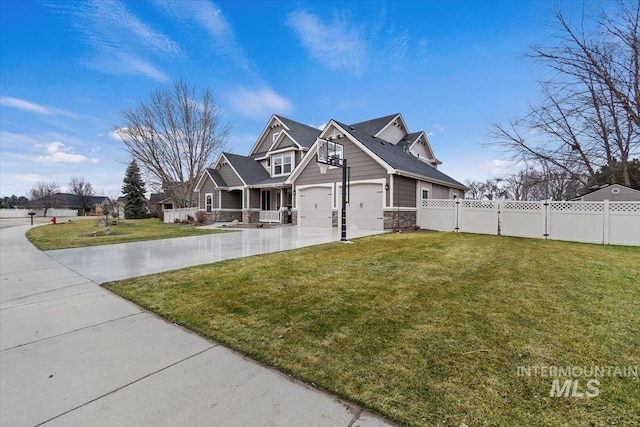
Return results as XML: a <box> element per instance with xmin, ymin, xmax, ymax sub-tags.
<box><xmin>104</xmin><ymin>232</ymin><xmax>640</xmax><ymax>426</ymax></box>
<box><xmin>26</xmin><ymin>218</ymin><xmax>227</xmax><ymax>250</ymax></box>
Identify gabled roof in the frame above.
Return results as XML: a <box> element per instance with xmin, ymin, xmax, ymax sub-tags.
<box><xmin>349</xmin><ymin>113</ymin><xmax>399</xmax><ymax>136</ymax></box>
<box><xmin>249</xmin><ymin>115</ymin><xmax>321</xmax><ymax>155</ymax></box>
<box><xmin>337</xmin><ymin>122</ymin><xmax>467</xmax><ymax>190</ymax></box>
<box><xmin>397</xmin><ymin>131</ymin><xmax>442</xmax><ymax>165</ymax></box>
<box><xmin>223</xmin><ymin>152</ymin><xmax>272</xmax><ymax>185</ymax></box>
<box><xmin>274</xmin><ymin>115</ymin><xmax>321</xmax><ymax>149</ymax></box>
<box><xmin>194</xmin><ymin>167</ymin><xmax>228</xmax><ymax>191</ymax></box>
<box><xmin>149</xmin><ymin>193</ymin><xmax>170</xmax><ymax>204</ymax></box>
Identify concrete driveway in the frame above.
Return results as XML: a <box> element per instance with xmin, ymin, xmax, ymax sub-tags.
<box><xmin>46</xmin><ymin>226</ymin><xmax>386</xmax><ymax>283</ymax></box>
<box><xmin>0</xmin><ymin>224</ymin><xmax>392</xmax><ymax>427</ymax></box>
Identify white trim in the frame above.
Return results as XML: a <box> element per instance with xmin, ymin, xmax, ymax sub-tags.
<box><xmin>267</xmin><ymin>130</ymin><xmax>303</xmax><ymax>152</ymax></box>
<box><xmin>295</xmin><ymin>183</ymin><xmax>333</xmax><ymax>213</ymax></box>
<box><xmin>336</xmin><ymin>179</ymin><xmax>386</xmax><ymax>210</ymax></box>
<box><xmin>205</xmin><ymin>192</ymin><xmax>213</xmax><ymax>212</ymax></box>
<box><xmin>194</xmin><ymin>168</ymin><xmax>219</xmax><ymax>192</ymax></box>
<box><xmin>396</xmin><ymin>169</ymin><xmax>467</xmax><ymax>191</ymax></box>
<box><xmin>249</xmin><ymin>115</ymin><xmax>289</xmax><ymax>156</ymax></box>
<box><xmin>215</xmin><ymin>154</ymin><xmax>247</xmax><ymax>187</ymax></box>
<box><xmin>409</xmin><ymin>132</ymin><xmax>441</xmax><ymax>165</ymax></box>
<box><xmin>374</xmin><ymin>113</ymin><xmax>407</xmax><ymax>139</ymax></box>
<box><xmin>272</xmin><ymin>152</ymin><xmax>294</xmax><ymax>177</ymax></box>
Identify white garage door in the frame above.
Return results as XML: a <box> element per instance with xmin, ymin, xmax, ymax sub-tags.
<box><xmin>339</xmin><ymin>183</ymin><xmax>384</xmax><ymax>230</ymax></box>
<box><xmin>299</xmin><ymin>186</ymin><xmax>332</xmax><ymax>228</ymax></box>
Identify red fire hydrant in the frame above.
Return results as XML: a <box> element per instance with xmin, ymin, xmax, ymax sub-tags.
<box><xmin>51</xmin><ymin>216</ymin><xmax>57</xmax><ymax>225</ymax></box>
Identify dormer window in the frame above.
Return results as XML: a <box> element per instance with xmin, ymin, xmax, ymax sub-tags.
<box><xmin>273</xmin><ymin>153</ymin><xmax>293</xmax><ymax>176</ymax></box>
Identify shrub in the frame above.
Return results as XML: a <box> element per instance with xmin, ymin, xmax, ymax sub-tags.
<box><xmin>195</xmin><ymin>210</ymin><xmax>207</xmax><ymax>224</ymax></box>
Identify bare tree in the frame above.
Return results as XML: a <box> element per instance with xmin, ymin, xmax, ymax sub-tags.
<box><xmin>28</xmin><ymin>182</ymin><xmax>60</xmax><ymax>216</ymax></box>
<box><xmin>115</xmin><ymin>79</ymin><xmax>230</xmax><ymax>208</ymax></box>
<box><xmin>490</xmin><ymin>1</ymin><xmax>640</xmax><ymax>189</ymax></box>
<box><xmin>464</xmin><ymin>179</ymin><xmax>508</xmax><ymax>200</ymax></box>
<box><xmin>68</xmin><ymin>177</ymin><xmax>95</xmax><ymax>215</ymax></box>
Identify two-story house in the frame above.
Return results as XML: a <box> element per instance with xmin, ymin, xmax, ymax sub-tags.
<box><xmin>194</xmin><ymin>113</ymin><xmax>467</xmax><ymax>230</ymax></box>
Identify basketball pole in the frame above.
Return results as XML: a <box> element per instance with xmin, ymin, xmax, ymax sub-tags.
<box><xmin>340</xmin><ymin>158</ymin><xmax>348</xmax><ymax>242</ymax></box>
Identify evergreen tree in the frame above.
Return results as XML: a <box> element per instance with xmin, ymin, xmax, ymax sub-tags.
<box><xmin>122</xmin><ymin>160</ymin><xmax>147</xmax><ymax>219</ymax></box>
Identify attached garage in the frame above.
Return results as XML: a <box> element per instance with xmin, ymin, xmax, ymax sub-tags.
<box><xmin>339</xmin><ymin>182</ymin><xmax>384</xmax><ymax>230</ymax></box>
<box><xmin>298</xmin><ymin>186</ymin><xmax>332</xmax><ymax>228</ymax></box>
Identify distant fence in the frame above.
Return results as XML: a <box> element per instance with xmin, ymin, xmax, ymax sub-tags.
<box><xmin>163</xmin><ymin>208</ymin><xmax>198</xmax><ymax>223</ymax></box>
<box><xmin>0</xmin><ymin>208</ymin><xmax>78</xmax><ymax>218</ymax></box>
<box><xmin>420</xmin><ymin>199</ymin><xmax>640</xmax><ymax>246</ymax></box>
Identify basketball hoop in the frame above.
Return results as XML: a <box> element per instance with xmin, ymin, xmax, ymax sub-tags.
<box><xmin>316</xmin><ymin>138</ymin><xmax>329</xmax><ymax>174</ymax></box>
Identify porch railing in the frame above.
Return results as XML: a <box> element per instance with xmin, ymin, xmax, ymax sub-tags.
<box><xmin>259</xmin><ymin>210</ymin><xmax>281</xmax><ymax>223</ymax></box>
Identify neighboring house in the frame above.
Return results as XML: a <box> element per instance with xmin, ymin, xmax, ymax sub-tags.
<box><xmin>148</xmin><ymin>193</ymin><xmax>172</xmax><ymax>217</ymax></box>
<box><xmin>570</xmin><ymin>184</ymin><xmax>640</xmax><ymax>202</ymax></box>
<box><xmin>19</xmin><ymin>193</ymin><xmax>112</xmax><ymax>216</ymax></box>
<box><xmin>194</xmin><ymin>113</ymin><xmax>467</xmax><ymax>230</ymax></box>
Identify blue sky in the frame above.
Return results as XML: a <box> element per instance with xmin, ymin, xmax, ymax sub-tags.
<box><xmin>0</xmin><ymin>0</ymin><xmax>589</xmax><ymax>198</ymax></box>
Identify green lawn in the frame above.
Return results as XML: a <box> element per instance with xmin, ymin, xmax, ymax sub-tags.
<box><xmin>104</xmin><ymin>232</ymin><xmax>640</xmax><ymax>426</ymax></box>
<box><xmin>27</xmin><ymin>218</ymin><xmax>227</xmax><ymax>250</ymax></box>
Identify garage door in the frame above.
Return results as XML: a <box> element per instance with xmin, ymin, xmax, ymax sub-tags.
<box><xmin>339</xmin><ymin>183</ymin><xmax>384</xmax><ymax>230</ymax></box>
<box><xmin>299</xmin><ymin>186</ymin><xmax>332</xmax><ymax>228</ymax></box>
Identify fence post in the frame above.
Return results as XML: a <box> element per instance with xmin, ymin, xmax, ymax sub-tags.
<box><xmin>603</xmin><ymin>199</ymin><xmax>610</xmax><ymax>245</ymax></box>
<box><xmin>454</xmin><ymin>198</ymin><xmax>460</xmax><ymax>232</ymax></box>
<box><xmin>496</xmin><ymin>201</ymin><xmax>502</xmax><ymax>236</ymax></box>
<box><xmin>543</xmin><ymin>199</ymin><xmax>550</xmax><ymax>240</ymax></box>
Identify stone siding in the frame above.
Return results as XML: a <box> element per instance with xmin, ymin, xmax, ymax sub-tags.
<box><xmin>384</xmin><ymin>210</ymin><xmax>417</xmax><ymax>229</ymax></box>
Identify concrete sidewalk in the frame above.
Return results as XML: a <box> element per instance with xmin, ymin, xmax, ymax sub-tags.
<box><xmin>0</xmin><ymin>225</ymin><xmax>393</xmax><ymax>427</ymax></box>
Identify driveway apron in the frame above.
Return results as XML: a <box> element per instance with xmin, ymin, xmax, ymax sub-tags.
<box><xmin>0</xmin><ymin>224</ymin><xmax>391</xmax><ymax>427</ymax></box>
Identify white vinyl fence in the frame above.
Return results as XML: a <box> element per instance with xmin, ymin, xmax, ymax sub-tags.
<box><xmin>420</xmin><ymin>199</ymin><xmax>640</xmax><ymax>246</ymax></box>
<box><xmin>0</xmin><ymin>208</ymin><xmax>78</xmax><ymax>218</ymax></box>
<box><xmin>163</xmin><ymin>208</ymin><xmax>198</xmax><ymax>223</ymax></box>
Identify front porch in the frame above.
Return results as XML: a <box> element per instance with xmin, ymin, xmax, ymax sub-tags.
<box><xmin>254</xmin><ymin>187</ymin><xmax>293</xmax><ymax>224</ymax></box>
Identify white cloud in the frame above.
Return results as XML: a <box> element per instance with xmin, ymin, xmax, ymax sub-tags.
<box><xmin>153</xmin><ymin>0</ymin><xmax>253</xmax><ymax>76</ymax></box>
<box><xmin>34</xmin><ymin>141</ymin><xmax>89</xmax><ymax>164</ymax></box>
<box><xmin>16</xmin><ymin>173</ymin><xmax>51</xmax><ymax>183</ymax></box>
<box><xmin>45</xmin><ymin>0</ymin><xmax>181</xmax><ymax>82</ymax></box>
<box><xmin>227</xmin><ymin>87</ymin><xmax>292</xmax><ymax>119</ymax></box>
<box><xmin>0</xmin><ymin>96</ymin><xmax>52</xmax><ymax>115</ymax></box>
<box><xmin>287</xmin><ymin>10</ymin><xmax>365</xmax><ymax>75</ymax></box>
<box><xmin>309</xmin><ymin>122</ymin><xmax>327</xmax><ymax>130</ymax></box>
<box><xmin>0</xmin><ymin>96</ymin><xmax>77</xmax><ymax>117</ymax></box>
<box><xmin>485</xmin><ymin>159</ymin><xmax>522</xmax><ymax>176</ymax></box>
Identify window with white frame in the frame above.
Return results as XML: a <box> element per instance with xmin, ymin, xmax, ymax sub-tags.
<box><xmin>422</xmin><ymin>189</ymin><xmax>429</xmax><ymax>200</ymax></box>
<box><xmin>206</xmin><ymin>193</ymin><xmax>213</xmax><ymax>212</ymax></box>
<box><xmin>272</xmin><ymin>153</ymin><xmax>293</xmax><ymax>176</ymax></box>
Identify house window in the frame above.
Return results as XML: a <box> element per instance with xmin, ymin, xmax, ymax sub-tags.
<box><xmin>205</xmin><ymin>194</ymin><xmax>212</xmax><ymax>212</ymax></box>
<box><xmin>422</xmin><ymin>189</ymin><xmax>429</xmax><ymax>200</ymax></box>
<box><xmin>272</xmin><ymin>153</ymin><xmax>293</xmax><ymax>176</ymax></box>
<box><xmin>261</xmin><ymin>190</ymin><xmax>271</xmax><ymax>210</ymax></box>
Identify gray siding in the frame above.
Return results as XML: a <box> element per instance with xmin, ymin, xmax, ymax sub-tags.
<box><xmin>249</xmin><ymin>188</ymin><xmax>260</xmax><ymax>209</ymax></box>
<box><xmin>393</xmin><ymin>175</ymin><xmax>416</xmax><ymax>207</ymax></box>
<box><xmin>254</xmin><ymin>127</ymin><xmax>283</xmax><ymax>154</ymax></box>
<box><xmin>581</xmin><ymin>185</ymin><xmax>640</xmax><ymax>201</ymax></box>
<box><xmin>432</xmin><ymin>183</ymin><xmax>450</xmax><ymax>199</ymax></box>
<box><xmin>273</xmin><ymin>135</ymin><xmax>296</xmax><ymax>150</ymax></box>
<box><xmin>199</xmin><ymin>178</ymin><xmax>218</xmax><ymax>208</ymax></box>
<box><xmin>222</xmin><ymin>190</ymin><xmax>242</xmax><ymax>209</ymax></box>
<box><xmin>218</xmin><ymin>163</ymin><xmax>243</xmax><ymax>187</ymax></box>
<box><xmin>295</xmin><ymin>139</ymin><xmax>387</xmax><ymax>186</ymax></box>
